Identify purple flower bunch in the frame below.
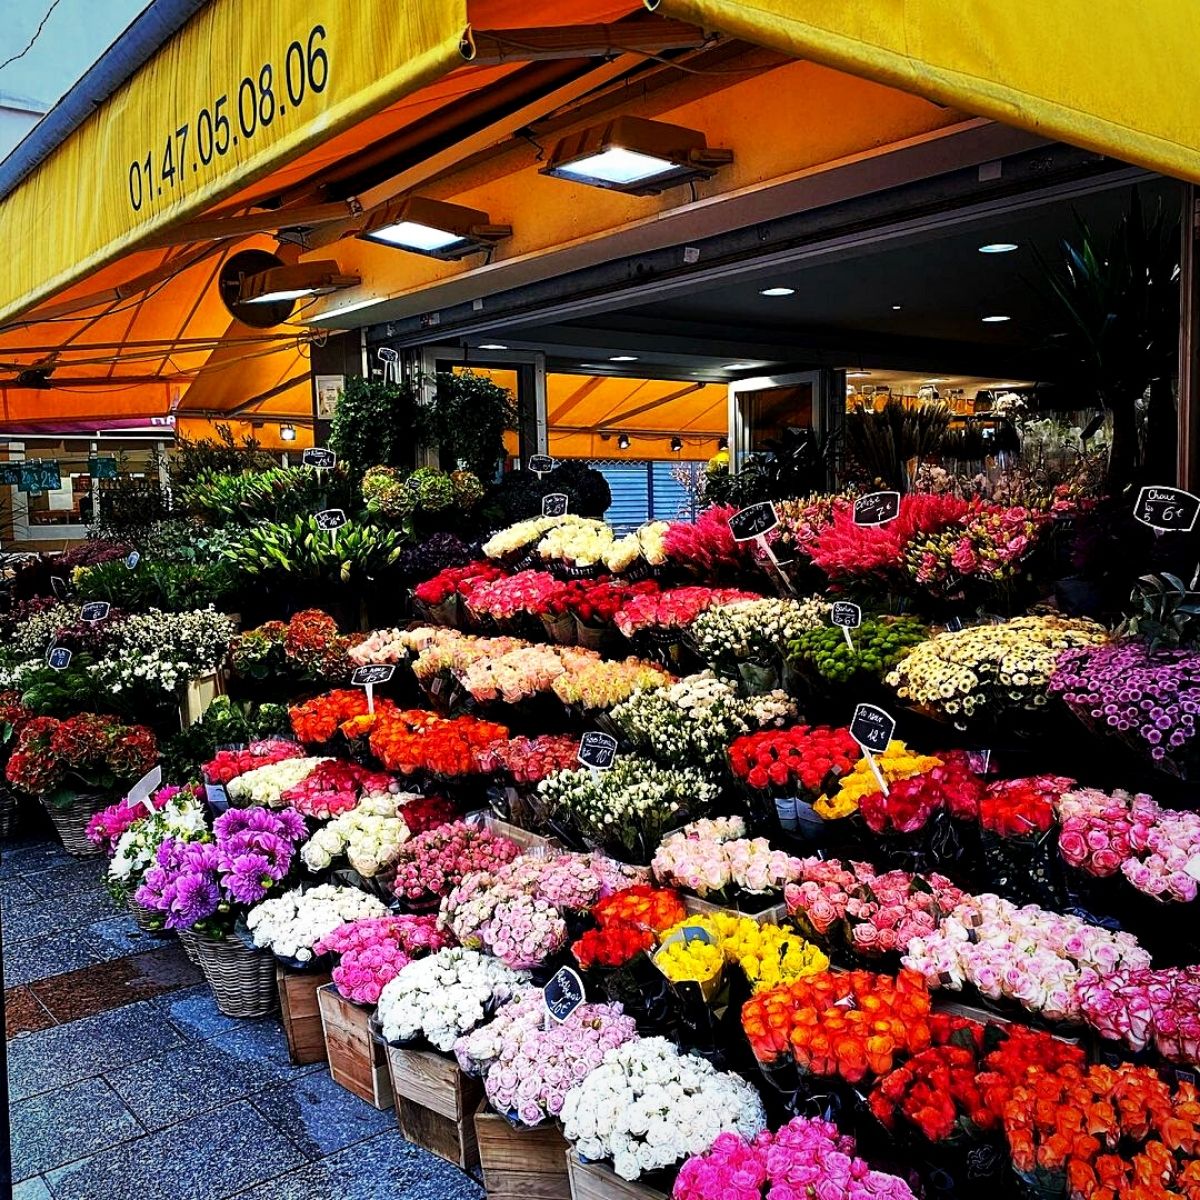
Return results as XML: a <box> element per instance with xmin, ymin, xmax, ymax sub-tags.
<box><xmin>1051</xmin><ymin>641</ymin><xmax>1200</xmax><ymax>768</ymax></box>
<box><xmin>672</xmin><ymin>1117</ymin><xmax>917</xmax><ymax>1200</ymax></box>
<box><xmin>398</xmin><ymin>532</ymin><xmax>477</xmax><ymax>584</ymax></box>
<box><xmin>136</xmin><ymin>805</ymin><xmax>306</xmax><ymax>931</ymax></box>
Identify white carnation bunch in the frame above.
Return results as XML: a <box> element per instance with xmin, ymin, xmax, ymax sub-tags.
<box><xmin>690</xmin><ymin>596</ymin><xmax>825</xmax><ymax>667</ymax></box>
<box><xmin>246</xmin><ymin>884</ymin><xmax>386</xmax><ymax>961</ymax></box>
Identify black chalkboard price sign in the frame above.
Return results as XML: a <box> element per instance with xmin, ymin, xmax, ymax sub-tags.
<box><xmin>50</xmin><ymin>576</ymin><xmax>68</xmax><ymax>600</ymax></box>
<box><xmin>831</xmin><ymin>601</ymin><xmax>862</xmax><ymax>629</ymax></box>
<box><xmin>351</xmin><ymin>664</ymin><xmax>396</xmax><ymax>687</ymax></box>
<box><xmin>850</xmin><ymin>702</ymin><xmax>896</xmax><ymax>754</ymax></box>
<box><xmin>528</xmin><ymin>454</ymin><xmax>556</xmax><ymax>475</ymax></box>
<box><xmin>46</xmin><ymin>646</ymin><xmax>72</xmax><ymax>671</ymax></box>
<box><xmin>578</xmin><ymin>731</ymin><xmax>618</xmax><ymax>771</ymax></box>
<box><xmin>80</xmin><ymin>601</ymin><xmax>110</xmax><ymax>624</ymax></box>
<box><xmin>302</xmin><ymin>447</ymin><xmax>337</xmax><ymax>470</ymax></box>
<box><xmin>542</xmin><ymin>492</ymin><xmax>569</xmax><ymax>517</ymax></box>
<box><xmin>1133</xmin><ymin>486</ymin><xmax>1200</xmax><ymax>533</ymax></box>
<box><xmin>543</xmin><ymin>965</ymin><xmax>586</xmax><ymax>1024</ymax></box>
<box><xmin>315</xmin><ymin>508</ymin><xmax>348</xmax><ymax>531</ymax></box>
<box><xmin>728</xmin><ymin>501</ymin><xmax>779</xmax><ymax>542</ymax></box>
<box><xmin>853</xmin><ymin>491</ymin><xmax>901</xmax><ymax>526</ymax></box>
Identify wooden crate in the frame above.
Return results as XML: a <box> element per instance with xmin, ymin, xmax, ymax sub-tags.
<box><xmin>181</xmin><ymin>671</ymin><xmax>223</xmax><ymax>727</ymax></box>
<box><xmin>475</xmin><ymin>1101</ymin><xmax>571</xmax><ymax>1199</ymax></box>
<box><xmin>277</xmin><ymin>966</ymin><xmax>331</xmax><ymax>1066</ymax></box>
<box><xmin>317</xmin><ymin>984</ymin><xmax>393</xmax><ymax>1109</ymax></box>
<box><xmin>386</xmin><ymin>1044</ymin><xmax>484</xmax><ymax>1171</ymax></box>
<box><xmin>566</xmin><ymin>1153</ymin><xmax>669</xmax><ymax>1200</ymax></box>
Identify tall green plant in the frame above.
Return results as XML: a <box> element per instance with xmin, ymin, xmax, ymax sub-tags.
<box><xmin>1037</xmin><ymin>191</ymin><xmax>1180</xmax><ymax>492</ymax></box>
<box><xmin>415</xmin><ymin>370</ymin><xmax>517</xmax><ymax>479</ymax></box>
<box><xmin>167</xmin><ymin>423</ymin><xmax>275</xmax><ymax>487</ymax></box>
<box><xmin>328</xmin><ymin>376</ymin><xmax>418</xmax><ymax>479</ymax></box>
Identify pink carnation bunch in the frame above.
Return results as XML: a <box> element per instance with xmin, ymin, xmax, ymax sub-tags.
<box><xmin>389</xmin><ymin>821</ymin><xmax>521</xmax><ymax>907</ymax></box>
<box><xmin>315</xmin><ymin>914</ymin><xmax>451</xmax><ymax>1005</ymax></box>
<box><xmin>86</xmin><ymin>784</ymin><xmax>199</xmax><ymax>855</ymax></box>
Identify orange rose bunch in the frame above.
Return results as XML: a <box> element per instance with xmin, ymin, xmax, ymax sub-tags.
<box><xmin>592</xmin><ymin>884</ymin><xmax>687</xmax><ymax>934</ymax></box>
<box><xmin>289</xmin><ymin>689</ymin><xmax>397</xmax><ymax>745</ymax></box>
<box><xmin>742</xmin><ymin>968</ymin><xmax>932</xmax><ymax>1084</ymax></box>
<box><xmin>369</xmin><ymin>708</ymin><xmax>508</xmax><ymax>777</ymax></box>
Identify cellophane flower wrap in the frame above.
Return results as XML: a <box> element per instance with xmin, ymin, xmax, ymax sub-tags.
<box><xmin>375</xmin><ymin>947</ymin><xmax>529</xmax><ymax>1051</ymax></box>
<box><xmin>88</xmin><ymin>783</ymin><xmax>200</xmax><ymax>856</ymax></box>
<box><xmin>246</xmin><ymin>883</ymin><xmax>387</xmax><ymax>962</ymax></box>
<box><xmin>551</xmin><ymin>657</ymin><xmax>674</xmax><ymax>710</ymax></box>
<box><xmin>314</xmin><ymin>914</ymin><xmax>450</xmax><ymax>1005</ymax></box>
<box><xmin>611</xmin><ymin>671</ymin><xmax>795</xmax><ymax>769</ymax></box>
<box><xmin>652</xmin><ymin>816</ymin><xmax>802</xmax><ymax>900</ymax></box>
<box><xmin>388</xmin><ymin>821</ymin><xmax>521</xmax><ymax>907</ymax></box>
<box><xmin>560</xmin><ymin>1035</ymin><xmax>766</xmax><ymax>1180</ymax></box>
<box><xmin>135</xmin><ymin>805</ymin><xmax>307</xmax><ymax>932</ymax></box>
<box><xmin>673</xmin><ymin>1116</ymin><xmax>918</xmax><ymax>1200</ymax></box>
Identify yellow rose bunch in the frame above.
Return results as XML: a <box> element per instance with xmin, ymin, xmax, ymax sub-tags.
<box><xmin>814</xmin><ymin>740</ymin><xmax>941</xmax><ymax>819</ymax></box>
<box><xmin>886</xmin><ymin>614</ymin><xmax>1106</xmax><ymax>721</ymax></box>
<box><xmin>655</xmin><ymin>934</ymin><xmax>724</xmax><ymax>984</ymax></box>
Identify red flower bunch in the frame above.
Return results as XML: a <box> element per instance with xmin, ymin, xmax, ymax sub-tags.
<box><xmin>975</xmin><ymin>1024</ymin><xmax>1086</xmax><ymax>1118</ymax></box>
<box><xmin>279</xmin><ymin>760</ymin><xmax>394</xmax><ymax>819</ymax></box>
<box><xmin>614</xmin><ymin>586</ymin><xmax>760</xmax><ymax>636</ymax></box>
<box><xmin>729</xmin><ymin>724</ymin><xmax>861</xmax><ymax>799</ymax></box>
<box><xmin>289</xmin><ymin>689</ymin><xmax>396</xmax><ymax>745</ymax></box>
<box><xmin>202</xmin><ymin>738</ymin><xmax>304</xmax><ymax>785</ymax></box>
<box><xmin>742</xmin><ymin>968</ymin><xmax>933</xmax><ymax>1083</ymax></box>
<box><xmin>564</xmin><ymin>577</ymin><xmax>660</xmax><ymax>626</ymax></box>
<box><xmin>572</xmin><ymin>923</ymin><xmax>655</xmax><ymax>970</ymax></box>
<box><xmin>413</xmin><ymin>561</ymin><xmax>505</xmax><ymax>607</ymax></box>
<box><xmin>662</xmin><ymin>504</ymin><xmax>761</xmax><ymax>579</ymax></box>
<box><xmin>389</xmin><ymin>820</ymin><xmax>521</xmax><ymax>905</ymax></box>
<box><xmin>859</xmin><ymin>751</ymin><xmax>986</xmax><ymax>833</ymax></box>
<box><xmin>482</xmin><ymin>735</ymin><xmax>581</xmax><ymax>784</ymax></box>
<box><xmin>5</xmin><ymin>712</ymin><xmax>157</xmax><ymax>798</ymax></box>
<box><xmin>979</xmin><ymin>774</ymin><xmax>1074</xmax><ymax>838</ymax></box>
<box><xmin>571</xmin><ymin>884</ymin><xmax>686</xmax><ymax>970</ymax></box>
<box><xmin>283</xmin><ymin>609</ymin><xmax>351</xmax><ymax>676</ymax></box>
<box><xmin>369</xmin><ymin>709</ymin><xmax>509</xmax><ymax>777</ymax></box>
<box><xmin>397</xmin><ymin>793</ymin><xmax>458</xmax><ymax>836</ymax></box>
<box><xmin>0</xmin><ymin>691</ymin><xmax>33</xmax><ymax>744</ymax></box>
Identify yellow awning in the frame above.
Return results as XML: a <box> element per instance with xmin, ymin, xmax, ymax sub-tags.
<box><xmin>649</xmin><ymin>0</ymin><xmax>1200</xmax><ymax>183</ymax></box>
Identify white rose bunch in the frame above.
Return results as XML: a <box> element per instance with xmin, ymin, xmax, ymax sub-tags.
<box><xmin>227</xmin><ymin>756</ymin><xmax>328</xmax><ymax>806</ymax></box>
<box><xmin>537</xmin><ymin>519</ymin><xmax>614</xmax><ymax>568</ymax></box>
<box><xmin>376</xmin><ymin>948</ymin><xmax>529</xmax><ymax>1051</ymax></box>
<box><xmin>561</xmin><ymin>1036</ymin><xmax>766</xmax><ymax>1180</ymax></box>
<box><xmin>300</xmin><ymin>791</ymin><xmax>413</xmax><ymax>875</ymax></box>
<box><xmin>246</xmin><ymin>884</ymin><xmax>387</xmax><ymax>961</ymax></box>
<box><xmin>483</xmin><ymin>513</ymin><xmax>590</xmax><ymax>560</ymax></box>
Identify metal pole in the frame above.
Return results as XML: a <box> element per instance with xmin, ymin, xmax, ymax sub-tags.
<box><xmin>1178</xmin><ymin>184</ymin><xmax>1199</xmax><ymax>491</ymax></box>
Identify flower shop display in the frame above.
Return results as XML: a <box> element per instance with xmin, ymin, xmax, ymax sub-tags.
<box><xmin>559</xmin><ymin>1035</ymin><xmax>766</xmax><ymax>1181</ymax></box>
<box><xmin>689</xmin><ymin>596</ymin><xmax>826</xmax><ymax>688</ymax></box>
<box><xmin>300</xmin><ymin>791</ymin><xmax>415</xmax><ymax>876</ymax></box>
<box><xmin>465</xmin><ymin>570</ymin><xmax>568</xmax><ymax>625</ymax></box>
<box><xmin>227</xmin><ymin>609</ymin><xmax>354</xmax><ymax>690</ymax></box>
<box><xmin>315</xmin><ymin>914</ymin><xmax>450</xmax><ymax>1005</ymax></box>
<box><xmin>536</xmin><ymin>517</ymin><xmax>617</xmax><ymax>573</ymax></box>
<box><xmin>5</xmin><ymin>712</ymin><xmax>158</xmax><ymax>854</ymax></box>
<box><xmin>246</xmin><ymin>884</ymin><xmax>388</xmax><ymax>964</ymax></box>
<box><xmin>388</xmin><ymin>821</ymin><xmax>522</xmax><ymax>909</ymax></box>
<box><xmin>610</xmin><ymin>672</ymin><xmax>795</xmax><ymax>770</ymax></box>
<box><xmin>226</xmin><ymin>756</ymin><xmax>332</xmax><ymax>808</ymax></box>
<box><xmin>565</xmin><ymin>576</ymin><xmax>661</xmax><ymax>649</ymax></box>
<box><xmin>375</xmin><ymin>947</ymin><xmax>529</xmax><ymax>1051</ymax></box>
<box><xmin>99</xmin><ymin>607</ymin><xmax>235</xmax><ymax>697</ymax></box>
<box><xmin>289</xmin><ymin>689</ymin><xmax>388</xmax><ymax>746</ymax></box>
<box><xmin>0</xmin><ymin>690</ymin><xmax>33</xmax><ymax>836</ymax></box>
<box><xmin>412</xmin><ymin>561</ymin><xmax>506</xmax><ymax>625</ymax></box>
<box><xmin>482</xmin><ymin>513</ymin><xmax>591</xmax><ymax>566</ymax></box>
<box><xmin>651</xmin><ymin>817</ymin><xmax>801</xmax><ymax>904</ymax></box>
<box><xmin>460</xmin><ymin>643</ymin><xmax>600</xmax><ymax>708</ymax></box>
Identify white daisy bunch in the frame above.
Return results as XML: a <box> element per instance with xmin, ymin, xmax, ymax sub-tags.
<box><xmin>246</xmin><ymin>884</ymin><xmax>387</xmax><ymax>961</ymax></box>
<box><xmin>610</xmin><ymin>671</ymin><xmax>796</xmax><ymax>768</ymax></box>
<box><xmin>300</xmin><ymin>791</ymin><xmax>414</xmax><ymax>875</ymax></box>
<box><xmin>560</xmin><ymin>1036</ymin><xmax>766</xmax><ymax>1180</ymax></box>
<box><xmin>109</xmin><ymin>791</ymin><xmax>209</xmax><ymax>886</ymax></box>
<box><xmin>376</xmin><ymin>948</ymin><xmax>530</xmax><ymax>1051</ymax></box>
<box><xmin>227</xmin><ymin>756</ymin><xmax>329</xmax><ymax>806</ymax></box>
<box><xmin>690</xmin><ymin>596</ymin><xmax>826</xmax><ymax>669</ymax></box>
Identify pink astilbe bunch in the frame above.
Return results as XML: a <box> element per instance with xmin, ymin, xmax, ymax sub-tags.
<box><xmin>662</xmin><ymin>505</ymin><xmax>761</xmax><ymax>580</ymax></box>
<box><xmin>315</xmin><ymin>914</ymin><xmax>451</xmax><ymax>1005</ymax></box>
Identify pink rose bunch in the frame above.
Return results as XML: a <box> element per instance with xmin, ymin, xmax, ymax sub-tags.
<box><xmin>672</xmin><ymin>1117</ymin><xmax>917</xmax><ymax>1200</ymax></box>
<box><xmin>652</xmin><ymin>816</ymin><xmax>801</xmax><ymax>899</ymax></box>
<box><xmin>86</xmin><ymin>784</ymin><xmax>200</xmax><ymax>855</ymax></box>
<box><xmin>455</xmin><ymin>987</ymin><xmax>547</xmax><ymax>1076</ymax></box>
<box><xmin>389</xmin><ymin>821</ymin><xmax>521</xmax><ymax>907</ymax></box>
<box><xmin>1075</xmin><ymin>964</ymin><xmax>1200</xmax><ymax>1064</ymax></box>
<box><xmin>466</xmin><ymin>571</ymin><xmax>566</xmax><ymax>620</ymax></box>
<box><xmin>348</xmin><ymin>627</ymin><xmax>411</xmax><ymax>665</ymax></box>
<box><xmin>461</xmin><ymin>644</ymin><xmax>599</xmax><ymax>705</ymax></box>
<box><xmin>614</xmin><ymin>587</ymin><xmax>760</xmax><ymax>637</ymax></box>
<box><xmin>278</xmin><ymin>759</ymin><xmax>396</xmax><ymax>820</ymax></box>
<box><xmin>202</xmin><ymin>738</ymin><xmax>303</xmax><ymax>785</ymax></box>
<box><xmin>315</xmin><ymin>914</ymin><xmax>451</xmax><ymax>1005</ymax></box>
<box><xmin>482</xmin><ymin>994</ymin><xmax>638</xmax><ymax>1126</ymax></box>
<box><xmin>1124</xmin><ymin>809</ymin><xmax>1200</xmax><ymax>903</ymax></box>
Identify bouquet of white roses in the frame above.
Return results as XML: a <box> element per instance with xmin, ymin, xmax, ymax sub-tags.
<box><xmin>483</xmin><ymin>513</ymin><xmax>589</xmax><ymax>562</ymax></box>
<box><xmin>604</xmin><ymin>521</ymin><xmax>669</xmax><ymax>574</ymax></box>
<box><xmin>537</xmin><ymin>518</ymin><xmax>615</xmax><ymax>570</ymax></box>
<box><xmin>246</xmin><ymin>884</ymin><xmax>387</xmax><ymax>963</ymax></box>
<box><xmin>300</xmin><ymin>791</ymin><xmax>414</xmax><ymax>876</ymax></box>
<box><xmin>560</xmin><ymin>1035</ymin><xmax>766</xmax><ymax>1180</ymax></box>
<box><xmin>610</xmin><ymin>672</ymin><xmax>795</xmax><ymax>769</ymax></box>
<box><xmin>376</xmin><ymin>947</ymin><xmax>529</xmax><ymax>1051</ymax></box>
<box><xmin>227</xmin><ymin>756</ymin><xmax>329</xmax><ymax>806</ymax></box>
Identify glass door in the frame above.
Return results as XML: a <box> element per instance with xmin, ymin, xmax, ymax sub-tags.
<box><xmin>728</xmin><ymin>370</ymin><xmax>824</xmax><ymax>472</ymax></box>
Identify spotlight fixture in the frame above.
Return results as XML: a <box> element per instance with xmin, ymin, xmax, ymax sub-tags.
<box><xmin>722</xmin><ymin>363</ymin><xmax>757</xmax><ymax>371</ymax></box>
<box><xmin>610</xmin><ymin>355</ymin><xmax>639</xmax><ymax>362</ymax></box>
<box><xmin>981</xmin><ymin>314</ymin><xmax>1012</xmax><ymax>323</ymax></box>
<box><xmin>239</xmin><ymin>260</ymin><xmax>360</xmax><ymax>306</ymax></box>
<box><xmin>760</xmin><ymin>287</ymin><xmax>795</xmax><ymax>297</ymax></box>
<box><xmin>542</xmin><ymin>116</ymin><xmax>732</xmax><ymax>196</ymax></box>
<box><xmin>359</xmin><ymin>196</ymin><xmax>511</xmax><ymax>260</ymax></box>
<box><xmin>891</xmin><ymin>304</ymin><xmax>903</xmax><ymax>311</ymax></box>
<box><xmin>670</xmin><ymin>436</ymin><xmax>684</xmax><ymax>452</ymax></box>
<box><xmin>280</xmin><ymin>424</ymin><xmax>297</xmax><ymax>442</ymax></box>
<box><xmin>617</xmin><ymin>434</ymin><xmax>631</xmax><ymax>451</ymax></box>
<box><xmin>978</xmin><ymin>242</ymin><xmax>1019</xmax><ymax>254</ymax></box>
<box><xmin>717</xmin><ymin>437</ymin><xmax>728</xmax><ymax>451</ymax></box>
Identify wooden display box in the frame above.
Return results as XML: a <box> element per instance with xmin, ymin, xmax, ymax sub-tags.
<box><xmin>475</xmin><ymin>1101</ymin><xmax>571</xmax><ymax>1199</ymax></box>
<box><xmin>386</xmin><ymin>1044</ymin><xmax>484</xmax><ymax>1171</ymax></box>
<box><xmin>277</xmin><ymin>966</ymin><xmax>331</xmax><ymax>1066</ymax></box>
<box><xmin>566</xmin><ymin>1153</ymin><xmax>670</xmax><ymax>1200</ymax></box>
<box><xmin>317</xmin><ymin>984</ymin><xmax>393</xmax><ymax>1109</ymax></box>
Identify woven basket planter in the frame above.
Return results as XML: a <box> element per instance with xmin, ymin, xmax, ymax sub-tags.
<box><xmin>177</xmin><ymin>928</ymin><xmax>202</xmax><ymax>967</ymax></box>
<box><xmin>40</xmin><ymin>792</ymin><xmax>106</xmax><ymax>857</ymax></box>
<box><xmin>0</xmin><ymin>781</ymin><xmax>22</xmax><ymax>840</ymax></box>
<box><xmin>194</xmin><ymin>933</ymin><xmax>279</xmax><ymax>1018</ymax></box>
<box><xmin>128</xmin><ymin>896</ymin><xmax>170</xmax><ymax>938</ymax></box>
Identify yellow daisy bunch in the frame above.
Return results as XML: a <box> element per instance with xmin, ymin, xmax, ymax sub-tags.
<box><xmin>814</xmin><ymin>740</ymin><xmax>941</xmax><ymax>819</ymax></box>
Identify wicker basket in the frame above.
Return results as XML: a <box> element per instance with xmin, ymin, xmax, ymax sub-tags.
<box><xmin>177</xmin><ymin>928</ymin><xmax>202</xmax><ymax>967</ymax></box>
<box><xmin>128</xmin><ymin>896</ymin><xmax>170</xmax><ymax>938</ymax></box>
<box><xmin>194</xmin><ymin>933</ymin><xmax>279</xmax><ymax>1017</ymax></box>
<box><xmin>40</xmin><ymin>791</ymin><xmax>106</xmax><ymax>857</ymax></box>
<box><xmin>0</xmin><ymin>781</ymin><xmax>21</xmax><ymax>840</ymax></box>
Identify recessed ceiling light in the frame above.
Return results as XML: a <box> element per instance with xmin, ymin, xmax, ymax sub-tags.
<box><xmin>760</xmin><ymin>286</ymin><xmax>795</xmax><ymax>297</ymax></box>
<box><xmin>722</xmin><ymin>362</ymin><xmax>757</xmax><ymax>371</ymax></box>
<box><xmin>478</xmin><ymin>343</ymin><xmax>508</xmax><ymax>350</ymax></box>
<box><xmin>847</xmin><ymin>371</ymin><xmax>872</xmax><ymax>378</ymax></box>
<box><xmin>982</xmin><ymin>314</ymin><xmax>1012</xmax><ymax>323</ymax></box>
<box><xmin>609</xmin><ymin>355</ymin><xmax>639</xmax><ymax>362</ymax></box>
<box><xmin>891</xmin><ymin>304</ymin><xmax>903</xmax><ymax>311</ymax></box>
<box><xmin>978</xmin><ymin>242</ymin><xmax>1019</xmax><ymax>254</ymax></box>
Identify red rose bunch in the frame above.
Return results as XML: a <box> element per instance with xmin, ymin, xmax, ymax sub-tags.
<box><xmin>729</xmin><ymin>724</ymin><xmax>860</xmax><ymax>800</ymax></box>
<box><xmin>572</xmin><ymin>922</ymin><xmax>655</xmax><ymax>970</ymax></box>
<box><xmin>279</xmin><ymin>759</ymin><xmax>394</xmax><ymax>819</ymax></box>
<box><xmin>369</xmin><ymin>709</ymin><xmax>509</xmax><ymax>777</ymax></box>
<box><xmin>979</xmin><ymin>774</ymin><xmax>1074</xmax><ymax>838</ymax></box>
<box><xmin>564</xmin><ymin>577</ymin><xmax>660</xmax><ymax>626</ymax></box>
<box><xmin>201</xmin><ymin>738</ymin><xmax>304</xmax><ymax>786</ymax></box>
<box><xmin>859</xmin><ymin>751</ymin><xmax>986</xmax><ymax>834</ymax></box>
<box><xmin>413</xmin><ymin>561</ymin><xmax>505</xmax><ymax>607</ymax></box>
<box><xmin>482</xmin><ymin>735</ymin><xmax>581</xmax><ymax>785</ymax></box>
<box><xmin>571</xmin><ymin>884</ymin><xmax>685</xmax><ymax>971</ymax></box>
<box><xmin>974</xmin><ymin>1024</ymin><xmax>1086</xmax><ymax>1117</ymax></box>
<box><xmin>6</xmin><ymin>712</ymin><xmax>157</xmax><ymax>797</ymax></box>
<box><xmin>396</xmin><ymin>793</ymin><xmax>458</xmax><ymax>836</ymax></box>
<box><xmin>289</xmin><ymin>689</ymin><xmax>396</xmax><ymax>745</ymax></box>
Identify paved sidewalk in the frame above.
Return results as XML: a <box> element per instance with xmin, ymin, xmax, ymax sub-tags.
<box><xmin>3</xmin><ymin>838</ymin><xmax>483</xmax><ymax>1200</ymax></box>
